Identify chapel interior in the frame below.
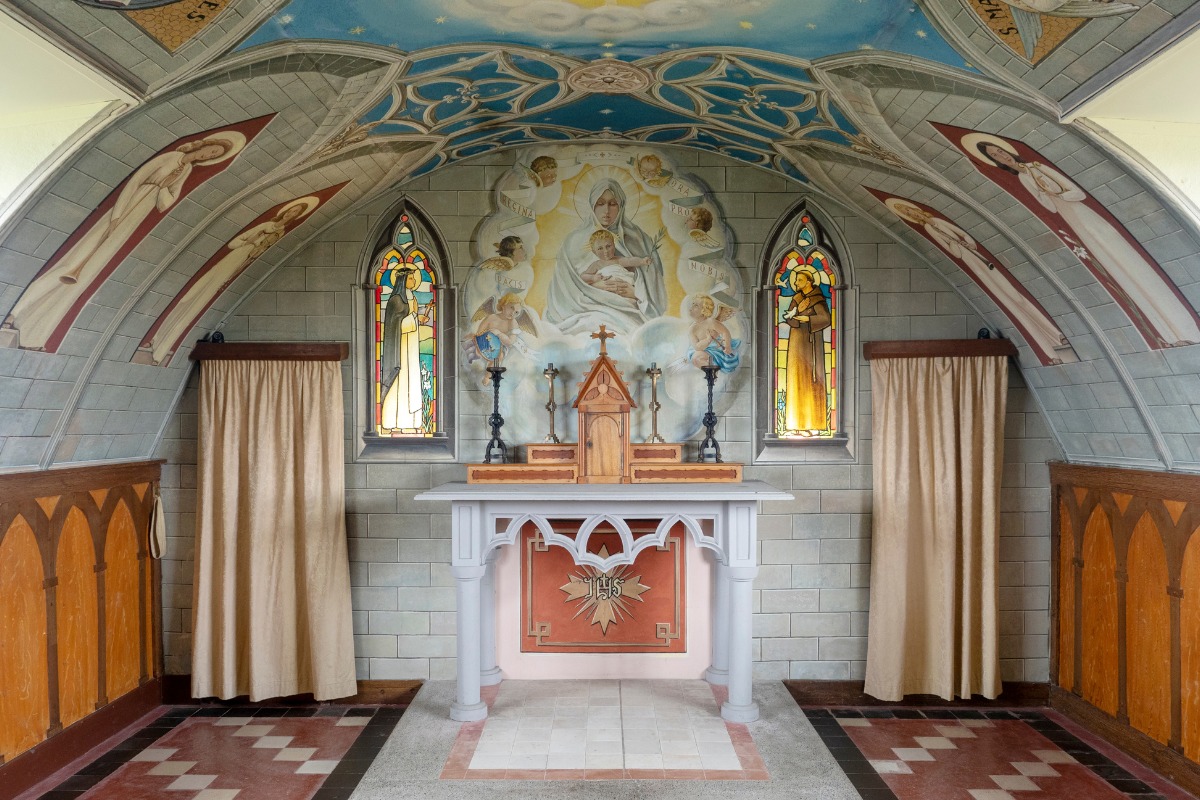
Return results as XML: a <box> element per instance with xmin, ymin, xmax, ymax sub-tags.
<box><xmin>3</xmin><ymin>2</ymin><xmax>1200</xmax><ymax>799</ymax></box>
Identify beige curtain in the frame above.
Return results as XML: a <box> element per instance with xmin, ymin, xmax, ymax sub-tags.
<box><xmin>863</xmin><ymin>355</ymin><xmax>1007</xmax><ymax>701</ymax></box>
<box><xmin>192</xmin><ymin>359</ymin><xmax>356</xmax><ymax>701</ymax></box>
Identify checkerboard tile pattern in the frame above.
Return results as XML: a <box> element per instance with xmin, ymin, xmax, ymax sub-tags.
<box><xmin>804</xmin><ymin>708</ymin><xmax>1196</xmax><ymax>800</ymax></box>
<box><xmin>440</xmin><ymin>680</ymin><xmax>767</xmax><ymax>781</ymax></box>
<box><xmin>38</xmin><ymin>706</ymin><xmax>402</xmax><ymax>800</ymax></box>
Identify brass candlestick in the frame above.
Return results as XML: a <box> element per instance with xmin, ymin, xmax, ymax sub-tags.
<box><xmin>645</xmin><ymin>362</ymin><xmax>666</xmax><ymax>443</ymax></box>
<box><xmin>543</xmin><ymin>362</ymin><xmax>560</xmax><ymax>444</ymax></box>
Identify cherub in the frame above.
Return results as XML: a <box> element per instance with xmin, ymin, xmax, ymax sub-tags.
<box><xmin>530</xmin><ymin>155</ymin><xmax>558</xmax><ymax>187</ymax></box>
<box><xmin>580</xmin><ymin>229</ymin><xmax>652</xmax><ymax>307</ymax></box>
<box><xmin>636</xmin><ymin>154</ymin><xmax>671</xmax><ymax>188</ymax></box>
<box><xmin>464</xmin><ymin>292</ymin><xmax>538</xmax><ymax>370</ymax></box>
<box><xmin>687</xmin><ymin>294</ymin><xmax>740</xmax><ymax>372</ymax></box>
<box><xmin>686</xmin><ymin>206</ymin><xmax>720</xmax><ymax>249</ymax></box>
<box><xmin>477</xmin><ymin>235</ymin><xmax>525</xmax><ymax>273</ymax></box>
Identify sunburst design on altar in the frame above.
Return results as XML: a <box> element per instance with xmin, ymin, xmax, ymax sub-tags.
<box><xmin>559</xmin><ymin>545</ymin><xmax>651</xmax><ymax>634</ymax></box>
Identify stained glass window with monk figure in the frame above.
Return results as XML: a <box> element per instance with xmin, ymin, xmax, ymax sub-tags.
<box><xmin>771</xmin><ymin>210</ymin><xmax>840</xmax><ymax>439</ymax></box>
<box><xmin>372</xmin><ymin>212</ymin><xmax>438</xmax><ymax>437</ymax></box>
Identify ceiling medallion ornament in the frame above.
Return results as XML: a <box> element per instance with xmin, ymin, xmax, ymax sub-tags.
<box><xmin>566</xmin><ymin>60</ymin><xmax>653</xmax><ymax>95</ymax></box>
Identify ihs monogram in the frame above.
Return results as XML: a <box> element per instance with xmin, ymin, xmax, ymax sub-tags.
<box><xmin>559</xmin><ymin>545</ymin><xmax>650</xmax><ymax>634</ymax></box>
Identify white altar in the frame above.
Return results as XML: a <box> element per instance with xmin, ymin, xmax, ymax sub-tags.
<box><xmin>414</xmin><ymin>481</ymin><xmax>792</xmax><ymax>724</ymax></box>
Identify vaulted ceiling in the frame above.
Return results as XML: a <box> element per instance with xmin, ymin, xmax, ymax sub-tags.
<box><xmin>1</xmin><ymin>0</ymin><xmax>1199</xmax><ymax>472</ymax></box>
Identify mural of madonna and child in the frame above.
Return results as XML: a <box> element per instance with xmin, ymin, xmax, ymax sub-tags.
<box><xmin>460</xmin><ymin>146</ymin><xmax>744</xmax><ymax>445</ymax></box>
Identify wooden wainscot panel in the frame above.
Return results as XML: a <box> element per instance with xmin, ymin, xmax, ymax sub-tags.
<box><xmin>0</xmin><ymin>460</ymin><xmax>162</xmax><ymax>789</ymax></box>
<box><xmin>467</xmin><ymin>464</ymin><xmax>577</xmax><ymax>484</ymax></box>
<box><xmin>1050</xmin><ymin>462</ymin><xmax>1200</xmax><ymax>795</ymax></box>
<box><xmin>1125</xmin><ymin>512</ymin><xmax>1171</xmax><ymax>744</ymax></box>
<box><xmin>1183</xmin><ymin>530</ymin><xmax>1200</xmax><ymax>761</ymax></box>
<box><xmin>526</xmin><ymin>444</ymin><xmax>578</xmax><ymax>464</ymax></box>
<box><xmin>631</xmin><ymin>463</ymin><xmax>743</xmax><ymax>483</ymax></box>
<box><xmin>628</xmin><ymin>443</ymin><xmax>683</xmax><ymax>464</ymax></box>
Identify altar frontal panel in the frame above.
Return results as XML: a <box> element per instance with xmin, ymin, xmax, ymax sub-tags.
<box><xmin>521</xmin><ymin>521</ymin><xmax>686</xmax><ymax>654</ymax></box>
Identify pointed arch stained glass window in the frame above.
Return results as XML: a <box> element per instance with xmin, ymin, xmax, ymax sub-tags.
<box><xmin>772</xmin><ymin>212</ymin><xmax>839</xmax><ymax>439</ymax></box>
<box><xmin>372</xmin><ymin>214</ymin><xmax>438</xmax><ymax>437</ymax></box>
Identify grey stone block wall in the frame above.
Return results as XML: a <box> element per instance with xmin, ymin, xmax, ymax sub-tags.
<box><xmin>153</xmin><ymin>147</ymin><xmax>1057</xmax><ymax>686</ymax></box>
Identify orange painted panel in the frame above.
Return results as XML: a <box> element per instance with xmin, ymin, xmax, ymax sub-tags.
<box><xmin>1182</xmin><ymin>528</ymin><xmax>1200</xmax><ymax>760</ymax></box>
<box><xmin>105</xmin><ymin>502</ymin><xmax>141</xmax><ymax>700</ymax></box>
<box><xmin>57</xmin><ymin>507</ymin><xmax>99</xmax><ymax>729</ymax></box>
<box><xmin>1057</xmin><ymin>498</ymin><xmax>1076</xmax><ymax>691</ymax></box>
<box><xmin>0</xmin><ymin>516</ymin><xmax>50</xmax><ymax>761</ymax></box>
<box><xmin>1081</xmin><ymin>507</ymin><xmax>1120</xmax><ymax>716</ymax></box>
<box><xmin>1125</xmin><ymin>514</ymin><xmax>1171</xmax><ymax>743</ymax></box>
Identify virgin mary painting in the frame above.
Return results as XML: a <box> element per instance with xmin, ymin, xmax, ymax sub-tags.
<box><xmin>544</xmin><ymin>178</ymin><xmax>667</xmax><ymax>336</ymax></box>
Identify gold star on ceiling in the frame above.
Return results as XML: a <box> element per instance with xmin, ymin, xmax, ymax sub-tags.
<box><xmin>739</xmin><ymin>21</ymin><xmax>753</xmax><ymax>30</ymax></box>
<box><xmin>348</xmin><ymin>26</ymin><xmax>366</xmax><ymax>35</ymax></box>
<box><xmin>435</xmin><ymin>16</ymin><xmax>447</xmax><ymax>23</ymax></box>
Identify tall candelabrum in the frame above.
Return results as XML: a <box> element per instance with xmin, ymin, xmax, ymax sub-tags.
<box><xmin>483</xmin><ymin>365</ymin><xmax>508</xmax><ymax>464</ymax></box>
<box><xmin>542</xmin><ymin>363</ymin><xmax>560</xmax><ymax>444</ymax></box>
<box><xmin>645</xmin><ymin>362</ymin><xmax>666</xmax><ymax>443</ymax></box>
<box><xmin>698</xmin><ymin>365</ymin><xmax>722</xmax><ymax>463</ymax></box>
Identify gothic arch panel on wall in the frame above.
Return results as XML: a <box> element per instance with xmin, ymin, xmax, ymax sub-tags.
<box><xmin>357</xmin><ymin>197</ymin><xmax>456</xmax><ymax>460</ymax></box>
<box><xmin>755</xmin><ymin>199</ymin><xmax>856</xmax><ymax>464</ymax></box>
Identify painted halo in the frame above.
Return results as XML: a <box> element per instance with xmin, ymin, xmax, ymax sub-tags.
<box><xmin>190</xmin><ymin>130</ymin><xmax>248</xmax><ymax>165</ymax></box>
<box><xmin>279</xmin><ymin>196</ymin><xmax>321</xmax><ymax>219</ymax></box>
<box><xmin>572</xmin><ymin>165</ymin><xmax>641</xmax><ymax>224</ymax></box>
<box><xmin>884</xmin><ymin>197</ymin><xmax>931</xmax><ymax>225</ymax></box>
<box><xmin>790</xmin><ymin>263</ymin><xmax>829</xmax><ymax>288</ymax></box>
<box><xmin>961</xmin><ymin>131</ymin><xmax>1019</xmax><ymax>167</ymax></box>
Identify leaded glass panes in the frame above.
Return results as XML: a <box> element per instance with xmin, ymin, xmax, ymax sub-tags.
<box><xmin>372</xmin><ymin>213</ymin><xmax>438</xmax><ymax>437</ymax></box>
<box><xmin>772</xmin><ymin>212</ymin><xmax>839</xmax><ymax>439</ymax></box>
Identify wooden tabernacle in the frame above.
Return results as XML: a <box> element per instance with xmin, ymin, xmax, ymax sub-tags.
<box><xmin>469</xmin><ymin>326</ymin><xmax>742</xmax><ymax>484</ymax></box>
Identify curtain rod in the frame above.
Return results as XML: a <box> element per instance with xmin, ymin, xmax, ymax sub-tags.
<box><xmin>189</xmin><ymin>342</ymin><xmax>349</xmax><ymax>361</ymax></box>
<box><xmin>862</xmin><ymin>339</ymin><xmax>1018</xmax><ymax>360</ymax></box>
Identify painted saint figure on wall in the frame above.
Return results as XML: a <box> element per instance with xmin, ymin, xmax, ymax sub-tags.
<box><xmin>934</xmin><ymin>123</ymin><xmax>1200</xmax><ymax>350</ymax></box>
<box><xmin>781</xmin><ymin>267</ymin><xmax>832</xmax><ymax>434</ymax></box>
<box><xmin>134</xmin><ymin>184</ymin><xmax>346</xmax><ymax>366</ymax></box>
<box><xmin>0</xmin><ymin>115</ymin><xmax>273</xmax><ymax>353</ymax></box>
<box><xmin>545</xmin><ymin>179</ymin><xmax>667</xmax><ymax>335</ymax></box>
<box><xmin>871</xmin><ymin>191</ymin><xmax>1077</xmax><ymax>366</ymax></box>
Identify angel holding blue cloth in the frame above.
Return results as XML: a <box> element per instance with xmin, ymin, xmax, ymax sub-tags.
<box><xmin>687</xmin><ymin>294</ymin><xmax>740</xmax><ymax>372</ymax></box>
<box><xmin>462</xmin><ymin>292</ymin><xmax>539</xmax><ymax>374</ymax></box>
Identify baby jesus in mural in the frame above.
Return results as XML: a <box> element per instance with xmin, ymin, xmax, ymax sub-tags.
<box><xmin>580</xmin><ymin>229</ymin><xmax>653</xmax><ymax>308</ymax></box>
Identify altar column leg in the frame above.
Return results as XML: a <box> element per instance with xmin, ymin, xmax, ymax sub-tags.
<box><xmin>705</xmin><ymin>560</ymin><xmax>730</xmax><ymax>685</ymax></box>
<box><xmin>721</xmin><ymin>565</ymin><xmax>759</xmax><ymax>722</ymax></box>
<box><xmin>479</xmin><ymin>554</ymin><xmax>502</xmax><ymax>687</ymax></box>
<box><xmin>451</xmin><ymin>564</ymin><xmax>488</xmax><ymax>721</ymax></box>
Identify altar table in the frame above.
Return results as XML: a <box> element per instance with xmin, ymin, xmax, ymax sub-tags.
<box><xmin>414</xmin><ymin>481</ymin><xmax>792</xmax><ymax>723</ymax></box>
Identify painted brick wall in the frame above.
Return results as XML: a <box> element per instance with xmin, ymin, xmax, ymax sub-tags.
<box><xmin>154</xmin><ymin>147</ymin><xmax>1057</xmax><ymax>686</ymax></box>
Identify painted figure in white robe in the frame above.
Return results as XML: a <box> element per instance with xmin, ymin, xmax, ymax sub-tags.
<box><xmin>380</xmin><ymin>268</ymin><xmax>426</xmax><ymax>432</ymax></box>
<box><xmin>4</xmin><ymin>132</ymin><xmax>245</xmax><ymax>350</ymax></box>
<box><xmin>145</xmin><ymin>196</ymin><xmax>318</xmax><ymax>364</ymax></box>
<box><xmin>544</xmin><ymin>178</ymin><xmax>666</xmax><ymax>336</ymax></box>
<box><xmin>970</xmin><ymin>134</ymin><xmax>1200</xmax><ymax>347</ymax></box>
<box><xmin>885</xmin><ymin>198</ymin><xmax>1072</xmax><ymax>364</ymax></box>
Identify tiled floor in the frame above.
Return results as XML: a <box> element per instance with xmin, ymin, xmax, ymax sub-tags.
<box><xmin>32</xmin><ymin>706</ymin><xmax>403</xmax><ymax>800</ymax></box>
<box><xmin>440</xmin><ymin>679</ymin><xmax>768</xmax><ymax>780</ymax></box>
<box><xmin>805</xmin><ymin>707</ymin><xmax>1198</xmax><ymax>800</ymax></box>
